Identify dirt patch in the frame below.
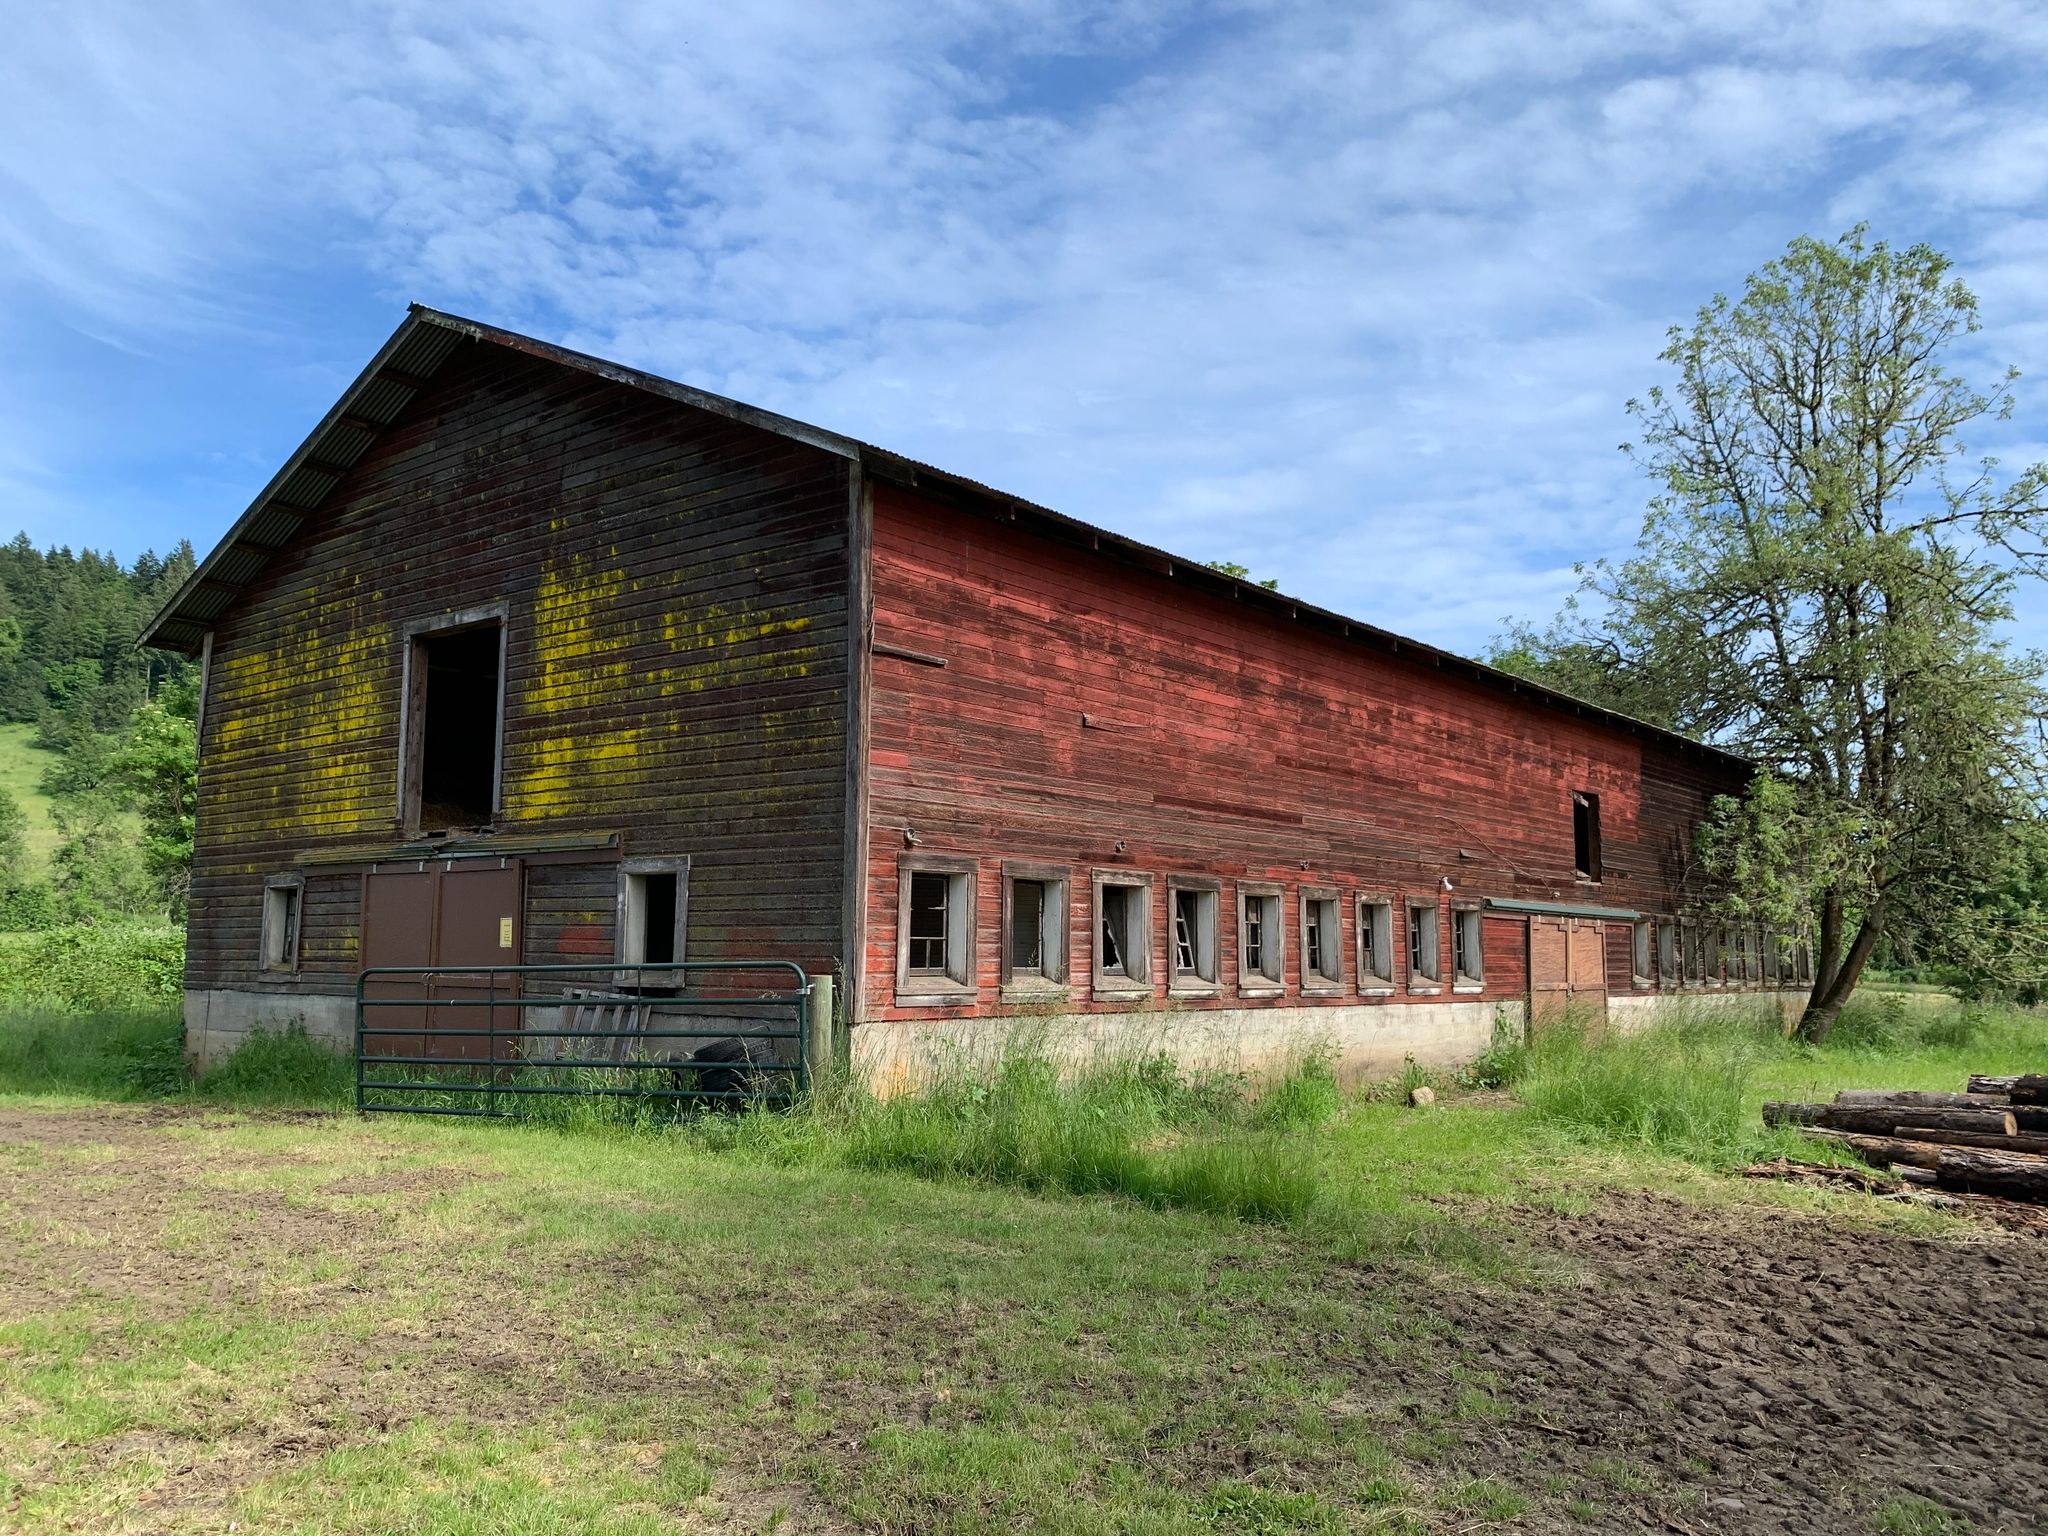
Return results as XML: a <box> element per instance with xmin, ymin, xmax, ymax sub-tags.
<box><xmin>1428</xmin><ymin>1190</ymin><xmax>2048</xmax><ymax>1533</ymax></box>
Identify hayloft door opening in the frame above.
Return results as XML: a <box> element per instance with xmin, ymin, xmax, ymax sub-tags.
<box><xmin>405</xmin><ymin>620</ymin><xmax>505</xmax><ymax>834</ymax></box>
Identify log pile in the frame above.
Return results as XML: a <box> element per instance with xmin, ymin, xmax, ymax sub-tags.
<box><xmin>1761</xmin><ymin>1075</ymin><xmax>2048</xmax><ymax>1205</ymax></box>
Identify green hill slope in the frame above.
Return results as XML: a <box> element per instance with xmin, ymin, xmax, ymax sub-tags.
<box><xmin>0</xmin><ymin>723</ymin><xmax>65</xmax><ymax>872</ymax></box>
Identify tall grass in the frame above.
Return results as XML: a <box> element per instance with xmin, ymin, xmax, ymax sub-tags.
<box><xmin>813</xmin><ymin>1045</ymin><xmax>1334</xmax><ymax>1223</ymax></box>
<box><xmin>1517</xmin><ymin>1010</ymin><xmax>1768</xmax><ymax>1165</ymax></box>
<box><xmin>0</xmin><ymin>1008</ymin><xmax>354</xmax><ymax>1108</ymax></box>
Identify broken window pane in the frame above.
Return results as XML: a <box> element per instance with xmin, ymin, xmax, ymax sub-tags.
<box><xmin>907</xmin><ymin>871</ymin><xmax>949</xmax><ymax>973</ymax></box>
<box><xmin>1011</xmin><ymin>879</ymin><xmax>1046</xmax><ymax>973</ymax></box>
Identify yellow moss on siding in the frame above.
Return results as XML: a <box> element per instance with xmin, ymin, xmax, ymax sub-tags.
<box><xmin>505</xmin><ymin>555</ymin><xmax>824</xmax><ymax>821</ymax></box>
<box><xmin>207</xmin><ymin>608</ymin><xmax>395</xmax><ymax>838</ymax></box>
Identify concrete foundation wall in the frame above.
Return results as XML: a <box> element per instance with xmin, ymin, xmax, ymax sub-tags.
<box><xmin>184</xmin><ymin>989</ymin><xmax>355</xmax><ymax>1072</ymax></box>
<box><xmin>1607</xmin><ymin>989</ymin><xmax>1807</xmax><ymax>1035</ymax></box>
<box><xmin>851</xmin><ymin>1000</ymin><xmax>1516</xmax><ymax>1094</ymax></box>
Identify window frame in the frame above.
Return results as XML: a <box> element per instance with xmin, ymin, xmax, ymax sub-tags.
<box><xmin>999</xmin><ymin>862</ymin><xmax>1070</xmax><ymax>996</ymax></box>
<box><xmin>1572</xmin><ymin>789</ymin><xmax>1602</xmax><ymax>883</ymax></box>
<box><xmin>260</xmin><ymin>873</ymin><xmax>304</xmax><ymax>974</ymax></box>
<box><xmin>1355</xmin><ymin>895</ymin><xmax>1396</xmax><ymax>993</ymax></box>
<box><xmin>1451</xmin><ymin>902</ymin><xmax>1484</xmax><ymax>992</ymax></box>
<box><xmin>1299</xmin><ymin>887</ymin><xmax>1343</xmax><ymax>995</ymax></box>
<box><xmin>1657</xmin><ymin>920</ymin><xmax>1679</xmax><ymax>990</ymax></box>
<box><xmin>398</xmin><ymin>602</ymin><xmax>511</xmax><ymax>835</ymax></box>
<box><xmin>1091</xmin><ymin>869</ymin><xmax>1154</xmax><ymax>1000</ymax></box>
<box><xmin>615</xmin><ymin>856</ymin><xmax>691</xmax><ymax>980</ymax></box>
<box><xmin>1406</xmin><ymin>898</ymin><xmax>1442</xmax><ymax>992</ymax></box>
<box><xmin>1165</xmin><ymin>875</ymin><xmax>1222</xmax><ymax>998</ymax></box>
<box><xmin>1631</xmin><ymin>919</ymin><xmax>1652</xmax><ymax>989</ymax></box>
<box><xmin>894</xmin><ymin>854</ymin><xmax>978</xmax><ymax>1004</ymax></box>
<box><xmin>1236</xmin><ymin>881</ymin><xmax>1285</xmax><ymax>996</ymax></box>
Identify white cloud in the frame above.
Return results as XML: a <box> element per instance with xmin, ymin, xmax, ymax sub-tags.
<box><xmin>1</xmin><ymin>0</ymin><xmax>2046</xmax><ymax>651</ymax></box>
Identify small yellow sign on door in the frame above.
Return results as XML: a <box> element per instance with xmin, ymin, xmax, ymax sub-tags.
<box><xmin>498</xmin><ymin>916</ymin><xmax>515</xmax><ymax>950</ymax></box>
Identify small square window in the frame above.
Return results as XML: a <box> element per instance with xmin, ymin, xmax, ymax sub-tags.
<box><xmin>1406</xmin><ymin>900</ymin><xmax>1441</xmax><ymax>988</ymax></box>
<box><xmin>1572</xmin><ymin>790</ymin><xmax>1601</xmax><ymax>882</ymax></box>
<box><xmin>1167</xmin><ymin>878</ymin><xmax>1220</xmax><ymax>995</ymax></box>
<box><xmin>1356</xmin><ymin>898</ymin><xmax>1394</xmax><ymax>990</ymax></box>
<box><xmin>1631</xmin><ymin>920</ymin><xmax>1652</xmax><ymax>988</ymax></box>
<box><xmin>1093</xmin><ymin>871</ymin><xmax>1153</xmax><ymax>997</ymax></box>
<box><xmin>1301</xmin><ymin>890</ymin><xmax>1342</xmax><ymax>993</ymax></box>
<box><xmin>261</xmin><ymin>876</ymin><xmax>303</xmax><ymax>973</ymax></box>
<box><xmin>1001</xmin><ymin>864</ymin><xmax>1069</xmax><ymax>992</ymax></box>
<box><xmin>1238</xmin><ymin>884</ymin><xmax>1284</xmax><ymax>993</ymax></box>
<box><xmin>1453</xmin><ymin>907</ymin><xmax>1483</xmax><ymax>989</ymax></box>
<box><xmin>895</xmin><ymin>856</ymin><xmax>976</xmax><ymax>1001</ymax></box>
<box><xmin>618</xmin><ymin>859</ymin><xmax>689</xmax><ymax>980</ymax></box>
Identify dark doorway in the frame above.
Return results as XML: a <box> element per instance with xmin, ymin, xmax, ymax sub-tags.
<box><xmin>412</xmin><ymin>624</ymin><xmax>503</xmax><ymax>831</ymax></box>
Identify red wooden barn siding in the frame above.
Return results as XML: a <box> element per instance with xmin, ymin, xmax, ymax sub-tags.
<box><xmin>189</xmin><ymin>340</ymin><xmax>852</xmax><ymax>996</ymax></box>
<box><xmin>860</xmin><ymin>483</ymin><xmax>1746</xmax><ymax>1022</ymax></box>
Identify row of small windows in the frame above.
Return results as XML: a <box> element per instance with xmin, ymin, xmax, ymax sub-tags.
<box><xmin>896</xmin><ymin>858</ymin><xmax>1485</xmax><ymax>1003</ymax></box>
<box><xmin>1632</xmin><ymin>919</ymin><xmax>1813</xmax><ymax>989</ymax></box>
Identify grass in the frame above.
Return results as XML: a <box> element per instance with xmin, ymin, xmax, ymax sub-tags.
<box><xmin>0</xmin><ymin>990</ymin><xmax>2041</xmax><ymax>1531</ymax></box>
<box><xmin>0</xmin><ymin>722</ymin><xmax>63</xmax><ymax>872</ymax></box>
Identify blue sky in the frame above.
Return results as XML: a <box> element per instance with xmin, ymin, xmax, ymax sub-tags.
<box><xmin>5</xmin><ymin>1</ymin><xmax>2047</xmax><ymax>656</ymax></box>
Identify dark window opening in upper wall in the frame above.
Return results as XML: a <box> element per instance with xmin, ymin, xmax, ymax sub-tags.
<box><xmin>414</xmin><ymin>625</ymin><xmax>503</xmax><ymax>832</ymax></box>
<box><xmin>1572</xmin><ymin>790</ymin><xmax>1601</xmax><ymax>882</ymax></box>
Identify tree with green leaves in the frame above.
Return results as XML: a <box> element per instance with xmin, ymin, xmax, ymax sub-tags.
<box><xmin>1497</xmin><ymin>227</ymin><xmax>2048</xmax><ymax>1038</ymax></box>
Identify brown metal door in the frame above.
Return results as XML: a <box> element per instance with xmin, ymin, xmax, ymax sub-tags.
<box><xmin>360</xmin><ymin>870</ymin><xmax>437</xmax><ymax>1061</ymax></box>
<box><xmin>360</xmin><ymin>862</ymin><xmax>524</xmax><ymax>1063</ymax></box>
<box><xmin>430</xmin><ymin>862</ymin><xmax>524</xmax><ymax>1063</ymax></box>
<box><xmin>1528</xmin><ymin>915</ymin><xmax>1609</xmax><ymax>1038</ymax></box>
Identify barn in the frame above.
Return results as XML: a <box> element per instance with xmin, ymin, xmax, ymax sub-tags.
<box><xmin>143</xmin><ymin>306</ymin><xmax>1807</xmax><ymax>1089</ymax></box>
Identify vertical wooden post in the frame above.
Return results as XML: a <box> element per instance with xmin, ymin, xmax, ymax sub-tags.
<box><xmin>805</xmin><ymin>973</ymin><xmax>836</xmax><ymax>1093</ymax></box>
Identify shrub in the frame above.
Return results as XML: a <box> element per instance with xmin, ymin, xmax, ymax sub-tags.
<box><xmin>0</xmin><ymin>923</ymin><xmax>184</xmax><ymax>1011</ymax></box>
<box><xmin>0</xmin><ymin>1007</ymin><xmax>185</xmax><ymax>1099</ymax></box>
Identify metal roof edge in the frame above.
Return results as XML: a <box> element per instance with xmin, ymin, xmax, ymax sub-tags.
<box><xmin>138</xmin><ymin>310</ymin><xmax>441</xmax><ymax>654</ymax></box>
<box><xmin>406</xmin><ymin>305</ymin><xmax>862</xmax><ymax>461</ymax></box>
<box><xmin>140</xmin><ymin>305</ymin><xmax>1752</xmax><ymax>777</ymax></box>
<box><xmin>1485</xmin><ymin>897</ymin><xmax>1642</xmax><ymax>921</ymax></box>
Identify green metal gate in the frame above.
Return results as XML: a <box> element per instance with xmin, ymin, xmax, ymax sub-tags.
<box><xmin>354</xmin><ymin>959</ymin><xmax>812</xmax><ymax>1117</ymax></box>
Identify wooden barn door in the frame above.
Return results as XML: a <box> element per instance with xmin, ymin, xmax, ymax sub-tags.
<box><xmin>1528</xmin><ymin>915</ymin><xmax>1609</xmax><ymax>1038</ymax></box>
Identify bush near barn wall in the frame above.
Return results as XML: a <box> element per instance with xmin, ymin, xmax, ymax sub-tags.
<box><xmin>0</xmin><ymin>923</ymin><xmax>184</xmax><ymax>1011</ymax></box>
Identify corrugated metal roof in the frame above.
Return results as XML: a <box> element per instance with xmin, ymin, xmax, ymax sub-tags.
<box><xmin>141</xmin><ymin>304</ymin><xmax>1748</xmax><ymax>771</ymax></box>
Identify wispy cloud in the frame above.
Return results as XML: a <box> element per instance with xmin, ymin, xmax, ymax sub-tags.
<box><xmin>3</xmin><ymin>1</ymin><xmax>2046</xmax><ymax>650</ymax></box>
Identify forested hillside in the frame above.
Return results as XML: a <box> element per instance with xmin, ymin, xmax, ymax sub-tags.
<box><xmin>0</xmin><ymin>537</ymin><xmax>197</xmax><ymax>932</ymax></box>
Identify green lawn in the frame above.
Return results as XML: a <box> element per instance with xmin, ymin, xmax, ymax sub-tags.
<box><xmin>0</xmin><ymin>996</ymin><xmax>2042</xmax><ymax>1532</ymax></box>
<box><xmin>0</xmin><ymin>722</ymin><xmax>64</xmax><ymax>872</ymax></box>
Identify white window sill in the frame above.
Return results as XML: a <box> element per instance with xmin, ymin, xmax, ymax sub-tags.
<box><xmin>895</xmin><ymin>983</ymin><xmax>976</xmax><ymax>1008</ymax></box>
<box><xmin>1000</xmin><ymin>980</ymin><xmax>1069</xmax><ymax>1004</ymax></box>
<box><xmin>1093</xmin><ymin>981</ymin><xmax>1151</xmax><ymax>1003</ymax></box>
<box><xmin>1168</xmin><ymin>980</ymin><xmax>1219</xmax><ymax>999</ymax></box>
<box><xmin>1408</xmin><ymin>982</ymin><xmax>1442</xmax><ymax>996</ymax></box>
<box><xmin>1359</xmin><ymin>984</ymin><xmax>1397</xmax><ymax>997</ymax></box>
<box><xmin>1452</xmin><ymin>982</ymin><xmax>1484</xmax><ymax>995</ymax></box>
<box><xmin>1237</xmin><ymin>981</ymin><xmax>1284</xmax><ymax>999</ymax></box>
<box><xmin>1301</xmin><ymin>982</ymin><xmax>1343</xmax><ymax>997</ymax></box>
